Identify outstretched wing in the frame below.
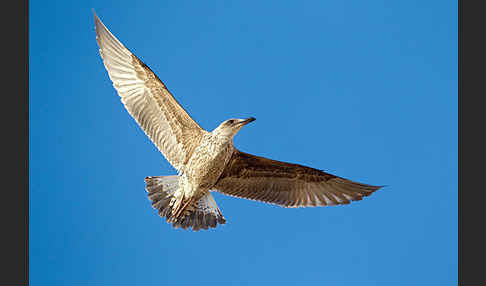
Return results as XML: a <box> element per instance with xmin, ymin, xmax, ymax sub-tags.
<box><xmin>214</xmin><ymin>150</ymin><xmax>383</xmax><ymax>207</ymax></box>
<box><xmin>94</xmin><ymin>13</ymin><xmax>204</xmax><ymax>171</ymax></box>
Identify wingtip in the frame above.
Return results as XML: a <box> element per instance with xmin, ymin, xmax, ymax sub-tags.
<box><xmin>93</xmin><ymin>10</ymin><xmax>105</xmax><ymax>42</ymax></box>
<box><xmin>93</xmin><ymin>9</ymin><xmax>103</xmax><ymax>27</ymax></box>
<box><xmin>93</xmin><ymin>10</ymin><xmax>99</xmax><ymax>30</ymax></box>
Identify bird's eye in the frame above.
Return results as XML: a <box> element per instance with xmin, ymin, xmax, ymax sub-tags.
<box><xmin>228</xmin><ymin>120</ymin><xmax>235</xmax><ymax>124</ymax></box>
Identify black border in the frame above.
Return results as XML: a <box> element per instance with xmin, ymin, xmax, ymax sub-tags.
<box><xmin>461</xmin><ymin>0</ymin><xmax>486</xmax><ymax>285</ymax></box>
<box><xmin>7</xmin><ymin>0</ymin><xmax>28</xmax><ymax>284</ymax></box>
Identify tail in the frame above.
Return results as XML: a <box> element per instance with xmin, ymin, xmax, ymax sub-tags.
<box><xmin>144</xmin><ymin>176</ymin><xmax>226</xmax><ymax>231</ymax></box>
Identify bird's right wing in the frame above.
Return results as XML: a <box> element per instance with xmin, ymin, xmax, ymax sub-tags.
<box><xmin>213</xmin><ymin>150</ymin><xmax>383</xmax><ymax>207</ymax></box>
<box><xmin>94</xmin><ymin>13</ymin><xmax>204</xmax><ymax>171</ymax></box>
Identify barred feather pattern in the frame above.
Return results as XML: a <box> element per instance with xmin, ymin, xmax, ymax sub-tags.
<box><xmin>145</xmin><ymin>176</ymin><xmax>225</xmax><ymax>231</ymax></box>
<box><xmin>214</xmin><ymin>150</ymin><xmax>383</xmax><ymax>208</ymax></box>
<box><xmin>94</xmin><ymin>13</ymin><xmax>203</xmax><ymax>172</ymax></box>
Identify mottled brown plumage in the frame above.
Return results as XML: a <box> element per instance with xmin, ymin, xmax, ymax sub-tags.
<box><xmin>94</xmin><ymin>12</ymin><xmax>383</xmax><ymax>231</ymax></box>
<box><xmin>214</xmin><ymin>151</ymin><xmax>380</xmax><ymax>207</ymax></box>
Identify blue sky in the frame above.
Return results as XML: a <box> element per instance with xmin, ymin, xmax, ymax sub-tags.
<box><xmin>30</xmin><ymin>1</ymin><xmax>457</xmax><ymax>285</ymax></box>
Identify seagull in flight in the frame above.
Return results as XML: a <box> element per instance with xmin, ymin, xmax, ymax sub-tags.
<box><xmin>94</xmin><ymin>13</ymin><xmax>383</xmax><ymax>231</ymax></box>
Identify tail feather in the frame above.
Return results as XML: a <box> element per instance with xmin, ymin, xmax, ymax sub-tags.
<box><xmin>144</xmin><ymin>176</ymin><xmax>226</xmax><ymax>231</ymax></box>
<box><xmin>172</xmin><ymin>194</ymin><xmax>226</xmax><ymax>231</ymax></box>
<box><xmin>145</xmin><ymin>175</ymin><xmax>179</xmax><ymax>220</ymax></box>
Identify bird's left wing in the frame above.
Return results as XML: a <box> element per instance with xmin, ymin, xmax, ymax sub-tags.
<box><xmin>94</xmin><ymin>13</ymin><xmax>204</xmax><ymax>171</ymax></box>
<box><xmin>213</xmin><ymin>150</ymin><xmax>382</xmax><ymax>207</ymax></box>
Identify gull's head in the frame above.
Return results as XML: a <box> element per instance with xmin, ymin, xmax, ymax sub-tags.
<box><xmin>213</xmin><ymin>117</ymin><xmax>256</xmax><ymax>139</ymax></box>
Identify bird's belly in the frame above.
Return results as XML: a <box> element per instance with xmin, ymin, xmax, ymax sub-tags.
<box><xmin>185</xmin><ymin>143</ymin><xmax>233</xmax><ymax>189</ymax></box>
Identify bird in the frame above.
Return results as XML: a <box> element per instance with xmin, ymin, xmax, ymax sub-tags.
<box><xmin>94</xmin><ymin>12</ymin><xmax>383</xmax><ymax>231</ymax></box>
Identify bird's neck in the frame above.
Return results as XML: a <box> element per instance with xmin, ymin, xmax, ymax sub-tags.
<box><xmin>211</xmin><ymin>129</ymin><xmax>237</xmax><ymax>142</ymax></box>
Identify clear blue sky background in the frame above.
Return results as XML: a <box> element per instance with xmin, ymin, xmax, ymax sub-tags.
<box><xmin>30</xmin><ymin>1</ymin><xmax>457</xmax><ymax>285</ymax></box>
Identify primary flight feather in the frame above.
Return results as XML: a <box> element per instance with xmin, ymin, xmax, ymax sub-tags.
<box><xmin>94</xmin><ymin>12</ymin><xmax>383</xmax><ymax>231</ymax></box>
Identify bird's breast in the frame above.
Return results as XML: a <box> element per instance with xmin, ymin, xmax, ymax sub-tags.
<box><xmin>184</xmin><ymin>137</ymin><xmax>234</xmax><ymax>189</ymax></box>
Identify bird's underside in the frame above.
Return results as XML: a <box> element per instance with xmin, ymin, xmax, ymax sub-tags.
<box><xmin>94</xmin><ymin>12</ymin><xmax>383</xmax><ymax>231</ymax></box>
